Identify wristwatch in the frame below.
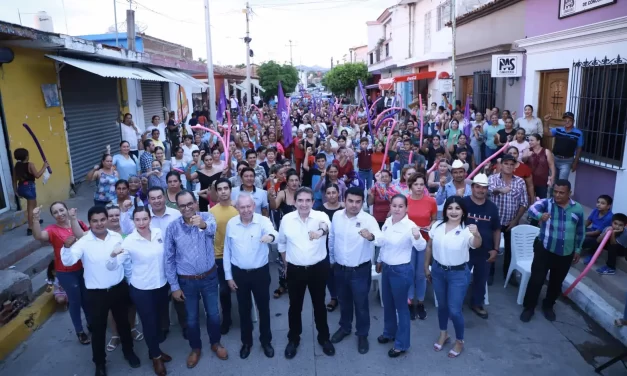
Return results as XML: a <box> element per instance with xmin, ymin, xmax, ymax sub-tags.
<box><xmin>368</xmin><ymin>234</ymin><xmax>375</xmax><ymax>242</ymax></box>
<box><xmin>318</xmin><ymin>227</ymin><xmax>328</xmax><ymax>236</ymax></box>
<box><xmin>268</xmin><ymin>234</ymin><xmax>276</xmax><ymax>242</ymax></box>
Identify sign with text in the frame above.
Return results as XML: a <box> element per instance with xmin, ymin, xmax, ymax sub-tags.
<box><xmin>558</xmin><ymin>0</ymin><xmax>616</xmax><ymax>19</ymax></box>
<box><xmin>438</xmin><ymin>79</ymin><xmax>453</xmax><ymax>92</ymax></box>
<box><xmin>491</xmin><ymin>54</ymin><xmax>523</xmax><ymax>78</ymax></box>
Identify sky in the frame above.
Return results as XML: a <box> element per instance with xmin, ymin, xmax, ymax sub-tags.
<box><xmin>0</xmin><ymin>0</ymin><xmax>398</xmax><ymax>68</ymax></box>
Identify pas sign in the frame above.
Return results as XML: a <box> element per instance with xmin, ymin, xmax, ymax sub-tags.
<box><xmin>491</xmin><ymin>54</ymin><xmax>523</xmax><ymax>78</ymax></box>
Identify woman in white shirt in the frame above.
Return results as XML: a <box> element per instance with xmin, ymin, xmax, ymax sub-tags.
<box><xmin>425</xmin><ymin>196</ymin><xmax>481</xmax><ymax>359</ymax></box>
<box><xmin>374</xmin><ymin>194</ymin><xmax>427</xmax><ymax>358</ymax></box>
<box><xmin>109</xmin><ymin>207</ymin><xmax>172</xmax><ymax>375</ymax></box>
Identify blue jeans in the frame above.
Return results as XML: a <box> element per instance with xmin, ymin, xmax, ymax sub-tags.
<box><xmin>334</xmin><ymin>262</ymin><xmax>371</xmax><ymax>337</ymax></box>
<box><xmin>56</xmin><ymin>269</ymin><xmax>90</xmax><ymax>333</ymax></box>
<box><xmin>484</xmin><ymin>147</ymin><xmax>498</xmax><ymax>159</ymax></box>
<box><xmin>554</xmin><ymin>157</ymin><xmax>573</xmax><ymax>180</ymax></box>
<box><xmin>381</xmin><ymin>263</ymin><xmax>413</xmax><ymax>351</ymax></box>
<box><xmin>408</xmin><ymin>249</ymin><xmax>426</xmax><ymax>302</ymax></box>
<box><xmin>358</xmin><ymin>169</ymin><xmax>373</xmax><ymax>190</ymax></box>
<box><xmin>179</xmin><ymin>270</ymin><xmax>221</xmax><ymax>349</ymax></box>
<box><xmin>466</xmin><ymin>251</ymin><xmax>489</xmax><ymax>307</ymax></box>
<box><xmin>431</xmin><ymin>262</ymin><xmax>471</xmax><ymax>341</ymax></box>
<box><xmin>129</xmin><ymin>284</ymin><xmax>169</xmax><ymax>359</ymax></box>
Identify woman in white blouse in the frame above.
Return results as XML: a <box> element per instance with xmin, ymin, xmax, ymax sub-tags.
<box><xmin>374</xmin><ymin>194</ymin><xmax>427</xmax><ymax>358</ymax></box>
<box><xmin>424</xmin><ymin>196</ymin><xmax>481</xmax><ymax>359</ymax></box>
<box><xmin>109</xmin><ymin>207</ymin><xmax>172</xmax><ymax>376</ymax></box>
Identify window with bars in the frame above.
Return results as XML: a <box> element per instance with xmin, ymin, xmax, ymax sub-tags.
<box><xmin>472</xmin><ymin>71</ymin><xmax>496</xmax><ymax>114</ymax></box>
<box><xmin>385</xmin><ymin>43</ymin><xmax>389</xmax><ymax>57</ymax></box>
<box><xmin>369</xmin><ymin>53</ymin><xmax>373</xmax><ymax>65</ymax></box>
<box><xmin>424</xmin><ymin>11</ymin><xmax>432</xmax><ymax>54</ymax></box>
<box><xmin>569</xmin><ymin>56</ymin><xmax>627</xmax><ymax>168</ymax></box>
<box><xmin>437</xmin><ymin>1</ymin><xmax>451</xmax><ymax>31</ymax></box>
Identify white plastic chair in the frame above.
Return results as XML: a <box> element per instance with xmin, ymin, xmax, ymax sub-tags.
<box><xmin>370</xmin><ymin>246</ymin><xmax>384</xmax><ymax>307</ymax></box>
<box><xmin>432</xmin><ymin>265</ymin><xmax>489</xmax><ymax>307</ymax></box>
<box><xmin>504</xmin><ymin>225</ymin><xmax>539</xmax><ymax>305</ymax></box>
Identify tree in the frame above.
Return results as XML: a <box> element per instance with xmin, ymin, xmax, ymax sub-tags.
<box><xmin>235</xmin><ymin>63</ymin><xmax>246</xmax><ymax>69</ymax></box>
<box><xmin>197</xmin><ymin>57</ymin><xmax>206</xmax><ymax>64</ymax></box>
<box><xmin>257</xmin><ymin>61</ymin><xmax>299</xmax><ymax>100</ymax></box>
<box><xmin>322</xmin><ymin>62</ymin><xmax>370</xmax><ymax>96</ymax></box>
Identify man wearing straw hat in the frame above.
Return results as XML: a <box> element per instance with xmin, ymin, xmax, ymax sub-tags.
<box><xmin>435</xmin><ymin>159</ymin><xmax>471</xmax><ymax>205</ymax></box>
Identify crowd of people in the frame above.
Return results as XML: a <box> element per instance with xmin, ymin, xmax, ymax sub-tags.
<box><xmin>22</xmin><ymin>92</ymin><xmax>627</xmax><ymax>376</ymax></box>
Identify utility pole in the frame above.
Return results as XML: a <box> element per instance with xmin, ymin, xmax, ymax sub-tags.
<box><xmin>126</xmin><ymin>8</ymin><xmax>136</xmax><ymax>51</ymax></box>
<box><xmin>286</xmin><ymin>40</ymin><xmax>296</xmax><ymax>66</ymax></box>
<box><xmin>244</xmin><ymin>2</ymin><xmax>252</xmax><ymax>109</ymax></box>
<box><xmin>331</xmin><ymin>57</ymin><xmax>333</xmax><ymax>69</ymax></box>
<box><xmin>450</xmin><ymin>0</ymin><xmax>457</xmax><ymax>108</ymax></box>
<box><xmin>204</xmin><ymin>0</ymin><xmax>217</xmax><ymax>124</ymax></box>
<box><xmin>113</xmin><ymin>0</ymin><xmax>119</xmax><ymax>46</ymax></box>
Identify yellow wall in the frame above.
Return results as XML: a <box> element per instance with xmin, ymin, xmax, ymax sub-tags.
<box><xmin>118</xmin><ymin>78</ymin><xmax>129</xmax><ymax>121</ymax></box>
<box><xmin>0</xmin><ymin>47</ymin><xmax>71</xmax><ymax>206</ymax></box>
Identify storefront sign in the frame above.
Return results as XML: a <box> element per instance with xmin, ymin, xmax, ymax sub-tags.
<box><xmin>438</xmin><ymin>79</ymin><xmax>453</xmax><ymax>92</ymax></box>
<box><xmin>558</xmin><ymin>0</ymin><xmax>616</xmax><ymax>19</ymax></box>
<box><xmin>491</xmin><ymin>54</ymin><xmax>523</xmax><ymax>78</ymax></box>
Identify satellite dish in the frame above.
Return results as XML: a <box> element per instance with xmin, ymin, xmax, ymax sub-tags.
<box><xmin>107</xmin><ymin>21</ymin><xmax>148</xmax><ymax>33</ymax></box>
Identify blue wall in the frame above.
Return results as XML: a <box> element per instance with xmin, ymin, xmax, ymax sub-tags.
<box><xmin>77</xmin><ymin>33</ymin><xmax>144</xmax><ymax>52</ymax></box>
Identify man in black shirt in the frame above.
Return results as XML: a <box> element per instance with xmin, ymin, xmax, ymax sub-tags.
<box><xmin>463</xmin><ymin>173</ymin><xmax>501</xmax><ymax>319</ymax></box>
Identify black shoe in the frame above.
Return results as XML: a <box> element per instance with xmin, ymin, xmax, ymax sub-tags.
<box><xmin>182</xmin><ymin>327</ymin><xmax>188</xmax><ymax>340</ymax></box>
<box><xmin>124</xmin><ymin>351</ymin><xmax>141</xmax><ymax>368</ymax></box>
<box><xmin>284</xmin><ymin>342</ymin><xmax>299</xmax><ymax>359</ymax></box>
<box><xmin>239</xmin><ymin>344</ymin><xmax>252</xmax><ymax>359</ymax></box>
<box><xmin>487</xmin><ymin>274</ymin><xmax>494</xmax><ymax>286</ymax></box>
<box><xmin>94</xmin><ymin>364</ymin><xmax>107</xmax><ymax>376</ymax></box>
<box><xmin>388</xmin><ymin>348</ymin><xmax>405</xmax><ymax>358</ymax></box>
<box><xmin>542</xmin><ymin>306</ymin><xmax>556</xmax><ymax>322</ymax></box>
<box><xmin>26</xmin><ymin>228</ymin><xmax>32</xmax><ymax>236</ymax></box>
<box><xmin>409</xmin><ymin>304</ymin><xmax>417</xmax><ymax>320</ymax></box>
<box><xmin>520</xmin><ymin>308</ymin><xmax>534</xmax><ymax>323</ymax></box>
<box><xmin>357</xmin><ymin>336</ymin><xmax>369</xmax><ymax>354</ymax></box>
<box><xmin>262</xmin><ymin>343</ymin><xmax>275</xmax><ymax>358</ymax></box>
<box><xmin>39</xmin><ymin>219</ymin><xmax>43</xmax><ymax>224</ymax></box>
<box><xmin>220</xmin><ymin>322</ymin><xmax>231</xmax><ymax>335</ymax></box>
<box><xmin>330</xmin><ymin>328</ymin><xmax>350</xmax><ymax>344</ymax></box>
<box><xmin>377</xmin><ymin>335</ymin><xmax>393</xmax><ymax>344</ymax></box>
<box><xmin>416</xmin><ymin>303</ymin><xmax>427</xmax><ymax>320</ymax></box>
<box><xmin>320</xmin><ymin>340</ymin><xmax>335</xmax><ymax>356</ymax></box>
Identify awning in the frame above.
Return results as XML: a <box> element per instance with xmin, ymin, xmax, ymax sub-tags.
<box><xmin>393</xmin><ymin>71</ymin><xmax>436</xmax><ymax>83</ymax></box>
<box><xmin>231</xmin><ymin>83</ymin><xmax>246</xmax><ymax>91</ymax></box>
<box><xmin>46</xmin><ymin>55</ymin><xmax>171</xmax><ymax>82</ymax></box>
<box><xmin>251</xmin><ymin>81</ymin><xmax>266</xmax><ymax>93</ymax></box>
<box><xmin>365</xmin><ymin>84</ymin><xmax>379</xmax><ymax>89</ymax></box>
<box><xmin>378</xmin><ymin>77</ymin><xmax>394</xmax><ymax>90</ymax></box>
<box><xmin>150</xmin><ymin>67</ymin><xmax>207</xmax><ymax>89</ymax></box>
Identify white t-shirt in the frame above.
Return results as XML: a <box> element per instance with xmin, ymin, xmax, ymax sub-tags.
<box><xmin>146</xmin><ymin>123</ymin><xmax>166</xmax><ymax>142</ymax></box>
<box><xmin>428</xmin><ymin>221</ymin><xmax>477</xmax><ymax>266</ymax></box>
<box><xmin>120</xmin><ymin>123</ymin><xmax>140</xmax><ymax>151</ymax></box>
<box><xmin>181</xmin><ymin>144</ymin><xmax>199</xmax><ymax>161</ymax></box>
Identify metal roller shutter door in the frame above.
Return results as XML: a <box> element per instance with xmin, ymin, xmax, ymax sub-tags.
<box><xmin>141</xmin><ymin>81</ymin><xmax>164</xmax><ymax>127</ymax></box>
<box><xmin>61</xmin><ymin>66</ymin><xmax>121</xmax><ymax>183</ymax></box>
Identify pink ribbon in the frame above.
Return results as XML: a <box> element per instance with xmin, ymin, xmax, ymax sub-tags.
<box><xmin>249</xmin><ymin>104</ymin><xmax>263</xmax><ymax>122</ymax></box>
<box><xmin>563</xmin><ymin>230</ymin><xmax>612</xmax><ymax>296</ymax></box>
<box><xmin>427</xmin><ymin>158</ymin><xmax>441</xmax><ymax>174</ymax></box>
<box><xmin>379</xmin><ymin>119</ymin><xmax>398</xmax><ymax>172</ymax></box>
<box><xmin>419</xmin><ymin>94</ymin><xmax>424</xmax><ymax>149</ymax></box>
<box><xmin>374</xmin><ymin>106</ymin><xmax>403</xmax><ymax>131</ymax></box>
<box><xmin>369</xmin><ymin>97</ymin><xmax>383</xmax><ymax>118</ymax></box>
<box><xmin>467</xmin><ymin>142</ymin><xmax>511</xmax><ymax>179</ymax></box>
<box><xmin>408</xmin><ymin>151</ymin><xmax>414</xmax><ymax>166</ymax></box>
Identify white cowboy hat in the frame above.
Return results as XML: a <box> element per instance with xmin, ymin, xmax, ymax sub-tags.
<box><xmin>449</xmin><ymin>159</ymin><xmax>468</xmax><ymax>171</ymax></box>
<box><xmin>472</xmin><ymin>173</ymin><xmax>489</xmax><ymax>187</ymax></box>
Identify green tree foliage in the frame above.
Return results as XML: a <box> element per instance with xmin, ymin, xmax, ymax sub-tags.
<box><xmin>258</xmin><ymin>61</ymin><xmax>299</xmax><ymax>99</ymax></box>
<box><xmin>322</xmin><ymin>63</ymin><xmax>370</xmax><ymax>96</ymax></box>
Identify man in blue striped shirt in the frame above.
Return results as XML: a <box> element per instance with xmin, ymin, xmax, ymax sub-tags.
<box><xmin>520</xmin><ymin>179</ymin><xmax>584</xmax><ymax>323</ymax></box>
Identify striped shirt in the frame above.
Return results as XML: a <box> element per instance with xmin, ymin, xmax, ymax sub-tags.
<box><xmin>488</xmin><ymin>173</ymin><xmax>528</xmax><ymax>226</ymax></box>
<box><xmin>528</xmin><ymin>198</ymin><xmax>585</xmax><ymax>256</ymax></box>
<box><xmin>551</xmin><ymin>127</ymin><xmax>583</xmax><ymax>158</ymax></box>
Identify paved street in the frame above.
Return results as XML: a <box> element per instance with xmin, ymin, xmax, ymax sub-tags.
<box><xmin>1</xmin><ymin>261</ymin><xmax>625</xmax><ymax>376</ymax></box>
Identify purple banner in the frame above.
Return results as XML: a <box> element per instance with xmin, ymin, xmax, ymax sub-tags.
<box><xmin>278</xmin><ymin>82</ymin><xmax>293</xmax><ymax>146</ymax></box>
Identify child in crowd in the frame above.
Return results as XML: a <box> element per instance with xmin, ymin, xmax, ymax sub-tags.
<box><xmin>145</xmin><ymin>160</ymin><xmax>166</xmax><ymax>189</ymax></box>
<box><xmin>46</xmin><ymin>260</ymin><xmax>68</xmax><ymax>309</ymax></box>
<box><xmin>595</xmin><ymin>213</ymin><xmax>627</xmax><ymax>275</ymax></box>
<box><xmin>13</xmin><ymin>148</ymin><xmax>48</xmax><ymax>236</ymax></box>
<box><xmin>583</xmin><ymin>194</ymin><xmax>614</xmax><ymax>265</ymax></box>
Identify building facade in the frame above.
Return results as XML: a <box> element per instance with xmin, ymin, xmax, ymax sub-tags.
<box><xmin>516</xmin><ymin>0</ymin><xmax>627</xmax><ymax>211</ymax></box>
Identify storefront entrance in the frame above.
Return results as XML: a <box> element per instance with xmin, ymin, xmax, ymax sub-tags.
<box><xmin>538</xmin><ymin>69</ymin><xmax>569</xmax><ymax>149</ymax></box>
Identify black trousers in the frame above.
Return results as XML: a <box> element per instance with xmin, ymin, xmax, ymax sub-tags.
<box><xmin>287</xmin><ymin>259</ymin><xmax>330</xmax><ymax>344</ymax></box>
<box><xmin>87</xmin><ymin>281</ymin><xmax>134</xmax><ymax>366</ymax></box>
<box><xmin>129</xmin><ymin>284</ymin><xmax>169</xmax><ymax>359</ymax></box>
<box><xmin>160</xmin><ymin>283</ymin><xmax>187</xmax><ymax>331</ymax></box>
<box><xmin>605</xmin><ymin>243</ymin><xmax>626</xmax><ymax>269</ymax></box>
<box><xmin>232</xmin><ymin>264</ymin><xmax>272</xmax><ymax>345</ymax></box>
<box><xmin>490</xmin><ymin>225</ymin><xmax>512</xmax><ymax>278</ymax></box>
<box><xmin>216</xmin><ymin>258</ymin><xmax>233</xmax><ymax>327</ymax></box>
<box><xmin>523</xmin><ymin>239</ymin><xmax>574</xmax><ymax>310</ymax></box>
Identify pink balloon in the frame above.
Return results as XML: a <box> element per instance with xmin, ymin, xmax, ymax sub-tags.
<box><xmin>467</xmin><ymin>142</ymin><xmax>511</xmax><ymax>179</ymax></box>
<box><xmin>427</xmin><ymin>158</ymin><xmax>441</xmax><ymax>174</ymax></box>
<box><xmin>191</xmin><ymin>125</ymin><xmax>228</xmax><ymax>163</ymax></box>
<box><xmin>419</xmin><ymin>94</ymin><xmax>424</xmax><ymax>148</ymax></box>
<box><xmin>369</xmin><ymin>97</ymin><xmax>383</xmax><ymax>118</ymax></box>
<box><xmin>563</xmin><ymin>229</ymin><xmax>612</xmax><ymax>296</ymax></box>
<box><xmin>250</xmin><ymin>104</ymin><xmax>264</xmax><ymax>122</ymax></box>
<box><xmin>374</xmin><ymin>106</ymin><xmax>403</xmax><ymax>131</ymax></box>
<box><xmin>379</xmin><ymin>119</ymin><xmax>398</xmax><ymax>172</ymax></box>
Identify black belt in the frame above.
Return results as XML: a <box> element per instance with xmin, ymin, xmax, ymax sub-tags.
<box><xmin>88</xmin><ymin>280</ymin><xmax>126</xmax><ymax>291</ymax></box>
<box><xmin>178</xmin><ymin>264</ymin><xmax>217</xmax><ymax>280</ymax></box>
<box><xmin>288</xmin><ymin>259</ymin><xmax>326</xmax><ymax>270</ymax></box>
<box><xmin>233</xmin><ymin>264</ymin><xmax>267</xmax><ymax>273</ymax></box>
<box><xmin>336</xmin><ymin>260</ymin><xmax>371</xmax><ymax>271</ymax></box>
<box><xmin>434</xmin><ymin>261</ymin><xmax>467</xmax><ymax>271</ymax></box>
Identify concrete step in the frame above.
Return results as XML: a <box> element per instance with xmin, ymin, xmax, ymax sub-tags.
<box><xmin>571</xmin><ymin>260</ymin><xmax>627</xmax><ymax>310</ymax></box>
<box><xmin>0</xmin><ymin>237</ymin><xmax>45</xmax><ymax>271</ymax></box>
<box><xmin>30</xmin><ymin>269</ymin><xmax>49</xmax><ymax>298</ymax></box>
<box><xmin>8</xmin><ymin>246</ymin><xmax>54</xmax><ymax>279</ymax></box>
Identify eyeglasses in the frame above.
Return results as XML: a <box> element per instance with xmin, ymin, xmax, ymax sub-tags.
<box><xmin>177</xmin><ymin>202</ymin><xmax>195</xmax><ymax>210</ymax></box>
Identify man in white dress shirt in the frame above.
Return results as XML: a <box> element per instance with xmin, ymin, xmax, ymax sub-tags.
<box><xmin>328</xmin><ymin>187</ymin><xmax>382</xmax><ymax>354</ymax></box>
<box><xmin>61</xmin><ymin>206</ymin><xmax>140</xmax><ymax>376</ymax></box>
<box><xmin>278</xmin><ymin>187</ymin><xmax>335</xmax><ymax>359</ymax></box>
<box><xmin>119</xmin><ymin>187</ymin><xmax>187</xmax><ymax>340</ymax></box>
<box><xmin>224</xmin><ymin>195</ymin><xmax>278</xmax><ymax>360</ymax></box>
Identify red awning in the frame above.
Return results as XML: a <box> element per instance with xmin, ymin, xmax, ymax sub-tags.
<box><xmin>393</xmin><ymin>71</ymin><xmax>437</xmax><ymax>83</ymax></box>
<box><xmin>378</xmin><ymin>77</ymin><xmax>394</xmax><ymax>90</ymax></box>
<box><xmin>438</xmin><ymin>71</ymin><xmax>450</xmax><ymax>79</ymax></box>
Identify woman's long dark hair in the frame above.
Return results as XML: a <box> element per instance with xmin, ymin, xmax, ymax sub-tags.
<box><xmin>132</xmin><ymin>206</ymin><xmax>151</xmax><ymax>220</ymax></box>
<box><xmin>437</xmin><ymin>196</ymin><xmax>468</xmax><ymax>228</ymax></box>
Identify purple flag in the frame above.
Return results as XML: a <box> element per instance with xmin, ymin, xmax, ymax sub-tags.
<box><xmin>463</xmin><ymin>95</ymin><xmax>472</xmax><ymax>138</ymax></box>
<box><xmin>216</xmin><ymin>84</ymin><xmax>228</xmax><ymax>124</ymax></box>
<box><xmin>278</xmin><ymin>82</ymin><xmax>293</xmax><ymax>146</ymax></box>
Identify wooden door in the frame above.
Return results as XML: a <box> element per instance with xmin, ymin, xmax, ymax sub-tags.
<box><xmin>461</xmin><ymin>76</ymin><xmax>473</xmax><ymax>105</ymax></box>
<box><xmin>538</xmin><ymin>70</ymin><xmax>569</xmax><ymax>149</ymax></box>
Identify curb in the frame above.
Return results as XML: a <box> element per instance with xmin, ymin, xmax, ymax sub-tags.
<box><xmin>0</xmin><ymin>291</ymin><xmax>56</xmax><ymax>361</ymax></box>
<box><xmin>563</xmin><ymin>272</ymin><xmax>627</xmax><ymax>346</ymax></box>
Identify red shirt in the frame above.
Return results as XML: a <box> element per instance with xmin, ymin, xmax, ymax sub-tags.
<box><xmin>333</xmin><ymin>159</ymin><xmax>354</xmax><ymax>179</ymax></box>
<box><xmin>407</xmin><ymin>195</ymin><xmax>437</xmax><ymax>241</ymax></box>
<box><xmin>293</xmin><ymin>137</ymin><xmax>305</xmax><ymax>159</ymax></box>
<box><xmin>47</xmin><ymin>221</ymin><xmax>88</xmax><ymax>273</ymax></box>
<box><xmin>514</xmin><ymin>163</ymin><xmax>532</xmax><ymax>180</ymax></box>
<box><xmin>371</xmin><ymin>152</ymin><xmax>385</xmax><ymax>173</ymax></box>
<box><xmin>357</xmin><ymin>149</ymin><xmax>374</xmax><ymax>170</ymax></box>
